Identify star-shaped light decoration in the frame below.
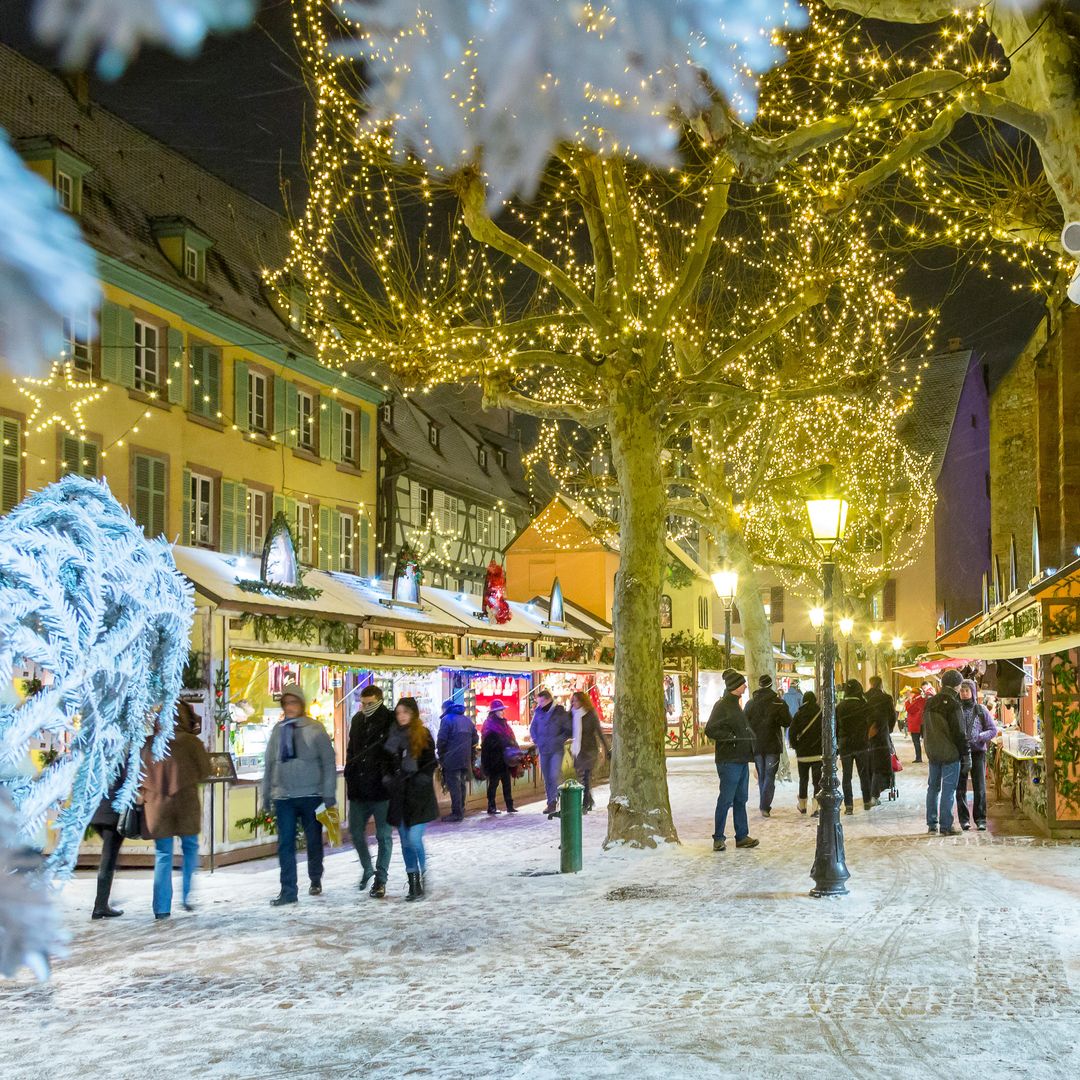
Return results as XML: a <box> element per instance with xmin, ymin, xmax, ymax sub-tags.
<box><xmin>15</xmin><ymin>358</ymin><xmax>108</xmax><ymax>436</ymax></box>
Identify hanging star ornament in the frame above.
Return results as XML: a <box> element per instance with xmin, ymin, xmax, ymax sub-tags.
<box><xmin>15</xmin><ymin>358</ymin><xmax>108</xmax><ymax>436</ymax></box>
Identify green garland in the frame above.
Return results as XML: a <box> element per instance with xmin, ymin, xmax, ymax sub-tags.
<box><xmin>404</xmin><ymin>630</ymin><xmax>431</xmax><ymax>657</ymax></box>
<box><xmin>238</xmin><ymin>613</ymin><xmax>361</xmax><ymax>655</ymax></box>
<box><xmin>235</xmin><ymin>578</ymin><xmax>323</xmax><ymax>602</ymax></box>
<box><xmin>1048</xmin><ymin>649</ymin><xmax>1080</xmax><ymax>811</ymax></box>
<box><xmin>662</xmin><ymin>630</ymin><xmax>725</xmax><ymax>671</ymax></box>
<box><xmin>472</xmin><ymin>638</ymin><xmax>529</xmax><ymax>659</ymax></box>
<box><xmin>371</xmin><ymin>630</ymin><xmax>396</xmax><ymax>654</ymax></box>
<box><xmin>665</xmin><ymin>562</ymin><xmax>696</xmax><ymax>590</ymax></box>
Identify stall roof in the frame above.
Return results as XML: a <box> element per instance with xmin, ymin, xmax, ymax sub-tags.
<box><xmin>943</xmin><ymin>634</ymin><xmax>1041</xmax><ymax>661</ymax></box>
<box><xmin>326</xmin><ymin>574</ymin><xmax>468</xmax><ymax>633</ymax></box>
<box><xmin>421</xmin><ymin>585</ymin><xmax>594</xmax><ymax>641</ymax></box>
<box><xmin>711</xmin><ymin>634</ymin><xmax>795</xmax><ymax>662</ymax></box>
<box><xmin>935</xmin><ymin>612</ymin><xmax>983</xmax><ymax>649</ymax></box>
<box><xmin>526</xmin><ymin>595</ymin><xmax>613</xmax><ymax>638</ymax></box>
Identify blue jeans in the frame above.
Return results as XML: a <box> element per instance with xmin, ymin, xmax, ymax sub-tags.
<box><xmin>398</xmin><ymin>823</ymin><xmax>427</xmax><ymax>873</ymax></box>
<box><xmin>274</xmin><ymin>796</ymin><xmax>325</xmax><ymax>900</ymax></box>
<box><xmin>542</xmin><ymin>750</ymin><xmax>565</xmax><ymax>806</ymax></box>
<box><xmin>714</xmin><ymin>762</ymin><xmax>750</xmax><ymax>842</ymax></box>
<box><xmin>926</xmin><ymin>761</ymin><xmax>961</xmax><ymax>831</ymax></box>
<box><xmin>348</xmin><ymin>798</ymin><xmax>393</xmax><ymax>884</ymax></box>
<box><xmin>754</xmin><ymin>753</ymin><xmax>780</xmax><ymax>812</ymax></box>
<box><xmin>152</xmin><ymin>834</ymin><xmax>198</xmax><ymax>916</ymax></box>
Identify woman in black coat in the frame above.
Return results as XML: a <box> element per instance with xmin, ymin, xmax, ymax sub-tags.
<box><xmin>480</xmin><ymin>700</ymin><xmax>518</xmax><ymax>815</ymax></box>
<box><xmin>789</xmin><ymin>692</ymin><xmax>822</xmax><ymax>815</ymax></box>
<box><xmin>570</xmin><ymin>691</ymin><xmax>607</xmax><ymax>813</ymax></box>
<box><xmin>384</xmin><ymin>697</ymin><xmax>438</xmax><ymax>901</ymax></box>
<box><xmin>89</xmin><ymin>772</ymin><xmax>128</xmax><ymax>919</ymax></box>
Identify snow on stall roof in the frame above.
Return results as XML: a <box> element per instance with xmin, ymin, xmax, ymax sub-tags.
<box><xmin>325</xmin><ymin>574</ymin><xmax>468</xmax><ymax>632</ymax></box>
<box><xmin>422</xmin><ymin>586</ymin><xmax>594</xmax><ymax>641</ymax></box>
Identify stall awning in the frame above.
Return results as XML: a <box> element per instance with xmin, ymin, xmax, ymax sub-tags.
<box><xmin>710</xmin><ymin>635</ymin><xmax>795</xmax><ymax>662</ymax></box>
<box><xmin>943</xmin><ymin>634</ymin><xmax>1041</xmax><ymax>661</ymax></box>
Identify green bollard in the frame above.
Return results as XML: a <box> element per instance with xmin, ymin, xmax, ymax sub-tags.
<box><xmin>555</xmin><ymin>779</ymin><xmax>584</xmax><ymax>873</ymax></box>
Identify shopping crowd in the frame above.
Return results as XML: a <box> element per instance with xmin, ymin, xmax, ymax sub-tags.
<box><xmin>88</xmin><ymin>683</ymin><xmax>608</xmax><ymax>917</ymax></box>
<box><xmin>704</xmin><ymin>665</ymin><xmax>998</xmax><ymax>849</ymax></box>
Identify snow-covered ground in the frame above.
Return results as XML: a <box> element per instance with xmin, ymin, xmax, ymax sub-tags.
<box><xmin>4</xmin><ymin>739</ymin><xmax>1080</xmax><ymax>1079</ymax></box>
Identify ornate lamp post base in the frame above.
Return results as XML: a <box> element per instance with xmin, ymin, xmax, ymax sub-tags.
<box><xmin>809</xmin><ymin>790</ymin><xmax>850</xmax><ymax>897</ymax></box>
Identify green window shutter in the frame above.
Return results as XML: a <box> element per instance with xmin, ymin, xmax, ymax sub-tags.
<box><xmin>317</xmin><ymin>395</ymin><xmax>331</xmax><ymax>460</ymax></box>
<box><xmin>331</xmin><ymin>511</ymin><xmax>343</xmax><ymax>572</ymax></box>
<box><xmin>234</xmin><ymin>361</ymin><xmax>249</xmax><ymax>432</ymax></box>
<box><xmin>151</xmin><ymin>458</ymin><xmax>167</xmax><ymax>537</ymax></box>
<box><xmin>205</xmin><ymin>349</ymin><xmax>221</xmax><ymax>419</ymax></box>
<box><xmin>181</xmin><ymin>467</ymin><xmax>192</xmax><ymax>545</ymax></box>
<box><xmin>273</xmin><ymin>493</ymin><xmax>286</xmax><ymax>520</ymax></box>
<box><xmin>317</xmin><ymin>505</ymin><xmax>331</xmax><ymax>570</ymax></box>
<box><xmin>285</xmin><ymin>383</ymin><xmax>298</xmax><ymax>448</ymax></box>
<box><xmin>190</xmin><ymin>347</ymin><xmax>207</xmax><ymax>418</ymax></box>
<box><xmin>133</xmin><ymin>453</ymin><xmax>151</xmax><ymax>533</ymax></box>
<box><xmin>360</xmin><ymin>410</ymin><xmax>372</xmax><ymax>471</ymax></box>
<box><xmin>221</xmin><ymin>479</ymin><xmax>246</xmax><ymax>553</ymax></box>
<box><xmin>83</xmin><ymin>440</ymin><xmax>99</xmax><ymax>478</ymax></box>
<box><xmin>100</xmin><ymin>300</ymin><xmax>127</xmax><ymax>385</ymax></box>
<box><xmin>1</xmin><ymin>417</ymin><xmax>22</xmax><ymax>512</ymax></box>
<box><xmin>273</xmin><ymin>376</ymin><xmax>287</xmax><ymax>442</ymax></box>
<box><xmin>61</xmin><ymin>434</ymin><xmax>81</xmax><ymax>476</ymax></box>
<box><xmin>359</xmin><ymin>516</ymin><xmax>369</xmax><ymax>578</ymax></box>
<box><xmin>330</xmin><ymin>401</ymin><xmax>343</xmax><ymax>464</ymax></box>
<box><xmin>117</xmin><ymin>308</ymin><xmax>136</xmax><ymax>389</ymax></box>
<box><xmin>167</xmin><ymin>328</ymin><xmax>185</xmax><ymax>406</ymax></box>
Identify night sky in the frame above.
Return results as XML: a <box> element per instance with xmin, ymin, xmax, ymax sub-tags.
<box><xmin>0</xmin><ymin>0</ymin><xmax>1045</xmax><ymax>380</ymax></box>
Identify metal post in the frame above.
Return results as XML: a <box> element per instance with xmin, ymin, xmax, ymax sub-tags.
<box><xmin>811</xmin><ymin>559</ymin><xmax>850</xmax><ymax>897</ymax></box>
<box><xmin>556</xmin><ymin>780</ymin><xmax>583</xmax><ymax>873</ymax></box>
<box><xmin>724</xmin><ymin>606</ymin><xmax>732</xmax><ymax>670</ymax></box>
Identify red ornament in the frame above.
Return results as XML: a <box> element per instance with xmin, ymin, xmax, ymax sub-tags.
<box><xmin>483</xmin><ymin>560</ymin><xmax>512</xmax><ymax>624</ymax></box>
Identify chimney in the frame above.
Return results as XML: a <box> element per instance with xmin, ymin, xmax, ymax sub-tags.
<box><xmin>61</xmin><ymin>71</ymin><xmax>91</xmax><ymax>110</ymax></box>
<box><xmin>946</xmin><ymin>335</ymin><xmax>963</xmax><ymax>352</ymax></box>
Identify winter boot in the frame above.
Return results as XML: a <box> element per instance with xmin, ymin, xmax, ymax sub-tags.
<box><xmin>405</xmin><ymin>871</ymin><xmax>424</xmax><ymax>901</ymax></box>
<box><xmin>797</xmin><ymin>798</ymin><xmax>807</xmax><ymax>815</ymax></box>
<box><xmin>487</xmin><ymin>804</ymin><xmax>500</xmax><ymax>815</ymax></box>
<box><xmin>505</xmin><ymin>803</ymin><xmax>518</xmax><ymax>814</ymax></box>
<box><xmin>369</xmin><ymin>877</ymin><xmax>386</xmax><ymax>899</ymax></box>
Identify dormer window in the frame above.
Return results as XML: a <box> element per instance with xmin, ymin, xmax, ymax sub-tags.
<box><xmin>478</xmin><ymin>446</ymin><xmax>488</xmax><ymax>470</ymax></box>
<box><xmin>428</xmin><ymin>422</ymin><xmax>440</xmax><ymax>450</ymax></box>
<box><xmin>18</xmin><ymin>137</ymin><xmax>92</xmax><ymax>215</ymax></box>
<box><xmin>380</xmin><ymin>401</ymin><xmax>393</xmax><ymax>425</ymax></box>
<box><xmin>151</xmin><ymin>216</ymin><xmax>212</xmax><ymax>284</ymax></box>
<box><xmin>496</xmin><ymin>448</ymin><xmax>507</xmax><ymax>469</ymax></box>
<box><xmin>56</xmin><ymin>171</ymin><xmax>74</xmax><ymax>211</ymax></box>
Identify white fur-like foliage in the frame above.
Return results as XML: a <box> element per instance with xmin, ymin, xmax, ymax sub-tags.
<box><xmin>343</xmin><ymin>0</ymin><xmax>809</xmax><ymax>203</ymax></box>
<box><xmin>33</xmin><ymin>0</ymin><xmax>257</xmax><ymax>79</ymax></box>
<box><xmin>0</xmin><ymin>477</ymin><xmax>194</xmax><ymax>882</ymax></box>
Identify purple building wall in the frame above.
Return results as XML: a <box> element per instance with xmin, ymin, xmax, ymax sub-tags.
<box><xmin>935</xmin><ymin>357</ymin><xmax>991</xmax><ymax>624</ymax></box>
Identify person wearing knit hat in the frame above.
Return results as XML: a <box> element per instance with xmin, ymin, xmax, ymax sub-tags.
<box><xmin>745</xmin><ymin>673</ymin><xmax>791</xmax><ymax>817</ymax></box>
<box><xmin>436</xmin><ymin>697</ymin><xmax>478</xmax><ymax>822</ymax></box>
<box><xmin>704</xmin><ymin>670</ymin><xmax>759</xmax><ymax>852</ymax></box>
<box><xmin>955</xmin><ymin>679</ymin><xmax>998</xmax><ymax>831</ymax></box>
<box><xmin>836</xmin><ymin>679</ymin><xmax>871</xmax><ymax>814</ymax></box>
<box><xmin>262</xmin><ymin>683</ymin><xmax>337</xmax><ymax>906</ymax></box>
<box><xmin>922</xmin><ymin>670</ymin><xmax>970</xmax><ymax>835</ymax></box>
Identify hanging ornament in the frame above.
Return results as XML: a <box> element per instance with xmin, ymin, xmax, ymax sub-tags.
<box><xmin>483</xmin><ymin>560</ymin><xmax>512</xmax><ymax>625</ymax></box>
<box><xmin>16</xmin><ymin>359</ymin><xmax>107</xmax><ymax>436</ymax></box>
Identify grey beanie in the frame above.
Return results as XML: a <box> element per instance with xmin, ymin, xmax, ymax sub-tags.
<box><xmin>279</xmin><ymin>682</ymin><xmax>307</xmax><ymax>709</ymax></box>
<box><xmin>941</xmin><ymin>669</ymin><xmax>963</xmax><ymax>689</ymax></box>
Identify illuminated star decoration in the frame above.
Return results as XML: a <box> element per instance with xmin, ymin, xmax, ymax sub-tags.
<box><xmin>15</xmin><ymin>358</ymin><xmax>108</xmax><ymax>437</ymax></box>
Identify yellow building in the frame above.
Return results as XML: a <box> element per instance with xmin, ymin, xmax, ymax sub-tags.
<box><xmin>0</xmin><ymin>48</ymin><xmax>382</xmax><ymax>569</ymax></box>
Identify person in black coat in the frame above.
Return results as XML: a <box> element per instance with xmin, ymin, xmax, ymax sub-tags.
<box><xmin>480</xmin><ymin>700</ymin><xmax>519</xmax><ymax>815</ymax></box>
<box><xmin>789</xmin><ymin>691</ymin><xmax>823</xmax><ymax>815</ymax></box>
<box><xmin>384</xmin><ymin>697</ymin><xmax>439</xmax><ymax>901</ymax></box>
<box><xmin>745</xmin><ymin>674</ymin><xmax>790</xmax><ymax>817</ymax></box>
<box><xmin>836</xmin><ymin>679</ymin><xmax>872</xmax><ymax>814</ymax></box>
<box><xmin>436</xmin><ymin>698</ymin><xmax>479</xmax><ymax>822</ymax></box>
<box><xmin>89</xmin><ymin>770</ymin><xmax>128</xmax><ymax>919</ymax></box>
<box><xmin>344</xmin><ymin>684</ymin><xmax>396</xmax><ymax>898</ymax></box>
<box><xmin>704</xmin><ymin>669</ymin><xmax>759</xmax><ymax>852</ymax></box>
<box><xmin>865</xmin><ymin>676</ymin><xmax>895</xmax><ymax>802</ymax></box>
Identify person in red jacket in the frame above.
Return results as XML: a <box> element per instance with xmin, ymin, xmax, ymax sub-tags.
<box><xmin>905</xmin><ymin>681</ymin><xmax>933</xmax><ymax>763</ymax></box>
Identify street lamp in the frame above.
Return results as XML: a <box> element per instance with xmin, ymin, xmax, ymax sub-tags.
<box><xmin>809</xmin><ymin>606</ymin><xmax>825</xmax><ymax>692</ymax></box>
<box><xmin>711</xmin><ymin>566</ymin><xmax>739</xmax><ymax>669</ymax></box>
<box><xmin>804</xmin><ymin>465</ymin><xmax>850</xmax><ymax>898</ymax></box>
<box><xmin>869</xmin><ymin>627</ymin><xmax>883</xmax><ymax>677</ymax></box>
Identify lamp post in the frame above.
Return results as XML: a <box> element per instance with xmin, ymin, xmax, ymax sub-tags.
<box><xmin>809</xmin><ymin>606</ymin><xmax>825</xmax><ymax>692</ymax></box>
<box><xmin>838</xmin><ymin>615</ymin><xmax>854</xmax><ymax>682</ymax></box>
<box><xmin>805</xmin><ymin>465</ymin><xmax>851</xmax><ymax>898</ymax></box>
<box><xmin>891</xmin><ymin>636</ymin><xmax>903</xmax><ymax>697</ymax></box>
<box><xmin>711</xmin><ymin>566</ymin><xmax>739</xmax><ymax>670</ymax></box>
<box><xmin>869</xmin><ymin>627</ymin><xmax>883</xmax><ymax>678</ymax></box>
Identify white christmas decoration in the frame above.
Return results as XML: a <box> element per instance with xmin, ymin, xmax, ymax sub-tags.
<box><xmin>0</xmin><ymin>133</ymin><xmax>99</xmax><ymax>376</ymax></box>
<box><xmin>0</xmin><ymin>477</ymin><xmax>194</xmax><ymax>884</ymax></box>
<box><xmin>33</xmin><ymin>0</ymin><xmax>257</xmax><ymax>79</ymax></box>
<box><xmin>342</xmin><ymin>0</ymin><xmax>808</xmax><ymax>203</ymax></box>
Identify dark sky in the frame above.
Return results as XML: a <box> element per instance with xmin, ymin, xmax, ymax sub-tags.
<box><xmin>0</xmin><ymin>0</ymin><xmax>1045</xmax><ymax>379</ymax></box>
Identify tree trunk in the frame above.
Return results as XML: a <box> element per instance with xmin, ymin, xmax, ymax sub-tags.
<box><xmin>604</xmin><ymin>388</ymin><xmax>679</xmax><ymax>847</ymax></box>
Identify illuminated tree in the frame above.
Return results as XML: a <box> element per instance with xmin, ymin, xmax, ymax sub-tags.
<box><xmin>277</xmin><ymin>1</ymin><xmax>1038</xmax><ymax>845</ymax></box>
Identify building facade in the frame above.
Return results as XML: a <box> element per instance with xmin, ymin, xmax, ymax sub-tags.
<box><xmin>377</xmin><ymin>385</ymin><xmax>533</xmax><ymax>593</ymax></box>
<box><xmin>0</xmin><ymin>48</ymin><xmax>381</xmax><ymax>569</ymax></box>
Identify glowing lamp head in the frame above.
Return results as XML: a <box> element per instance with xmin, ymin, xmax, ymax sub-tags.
<box><xmin>839</xmin><ymin>616</ymin><xmax>854</xmax><ymax>637</ymax></box>
<box><xmin>891</xmin><ymin>635</ymin><xmax>904</xmax><ymax>652</ymax></box>
<box><xmin>869</xmin><ymin>628</ymin><xmax>883</xmax><ymax>646</ymax></box>
<box><xmin>809</xmin><ymin>606</ymin><xmax>825</xmax><ymax>630</ymax></box>
<box><xmin>804</xmin><ymin>464</ymin><xmax>849</xmax><ymax>552</ymax></box>
<box><xmin>710</xmin><ymin>566</ymin><xmax>738</xmax><ymax>606</ymax></box>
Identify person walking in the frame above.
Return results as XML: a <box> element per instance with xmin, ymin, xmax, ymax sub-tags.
<box><xmin>956</xmin><ymin>678</ymin><xmax>998</xmax><ymax>831</ymax></box>
<box><xmin>89</xmin><ymin>772</ymin><xmax>128</xmax><ymax>920</ymax></box>
<box><xmin>836</xmin><ymin>679</ymin><xmax>872</xmax><ymax>814</ymax></box>
<box><xmin>789</xmin><ymin>691</ymin><xmax>823</xmax><ymax>815</ymax></box>
<box><xmin>481</xmin><ymin>700</ymin><xmax>518</xmax><ymax>815</ymax></box>
<box><xmin>570</xmin><ymin>690</ymin><xmax>606</xmax><ymax>813</ymax></box>
<box><xmin>704</xmin><ymin>668</ymin><xmax>759</xmax><ymax>852</ymax></box>
<box><xmin>866</xmin><ymin>675</ymin><xmax>895</xmax><ymax>804</ymax></box>
<box><xmin>530</xmin><ymin>688</ymin><xmax>572</xmax><ymax>814</ymax></box>
<box><xmin>906</xmin><ymin>681</ymin><xmax>931</xmax><ymax>763</ymax></box>
<box><xmin>261</xmin><ymin>683</ymin><xmax>337</xmax><ymax>906</ymax></box>
<box><xmin>141</xmin><ymin>700</ymin><xmax>211</xmax><ymax>920</ymax></box>
<box><xmin>384</xmin><ymin>697</ymin><xmax>438</xmax><ymax>901</ymax></box>
<box><xmin>436</xmin><ymin>698</ymin><xmax>478</xmax><ymax>822</ymax></box>
<box><xmin>923</xmin><ymin>669</ymin><xmax>970</xmax><ymax>835</ymax></box>
<box><xmin>745</xmin><ymin>674</ymin><xmax>790</xmax><ymax>817</ymax></box>
<box><xmin>344</xmin><ymin>683</ymin><xmax>395</xmax><ymax>899</ymax></box>
<box><xmin>782</xmin><ymin>680</ymin><xmax>803</xmax><ymax>718</ymax></box>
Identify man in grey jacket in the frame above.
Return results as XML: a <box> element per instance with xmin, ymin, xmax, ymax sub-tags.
<box><xmin>530</xmin><ymin>689</ymin><xmax>572</xmax><ymax>814</ymax></box>
<box><xmin>922</xmin><ymin>669</ymin><xmax>970</xmax><ymax>836</ymax></box>
<box><xmin>261</xmin><ymin>683</ymin><xmax>337</xmax><ymax>905</ymax></box>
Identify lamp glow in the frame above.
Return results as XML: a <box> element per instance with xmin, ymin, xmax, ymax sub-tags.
<box><xmin>869</xmin><ymin>628</ymin><xmax>883</xmax><ymax>646</ymax></box>
<box><xmin>809</xmin><ymin>606</ymin><xmax>825</xmax><ymax>629</ymax></box>
<box><xmin>891</xmin><ymin>635</ymin><xmax>903</xmax><ymax>652</ymax></box>
<box><xmin>805</xmin><ymin>465</ymin><xmax>849</xmax><ymax>553</ymax></box>
<box><xmin>839</xmin><ymin>616</ymin><xmax>854</xmax><ymax>637</ymax></box>
<box><xmin>710</xmin><ymin>567</ymin><xmax>738</xmax><ymax>608</ymax></box>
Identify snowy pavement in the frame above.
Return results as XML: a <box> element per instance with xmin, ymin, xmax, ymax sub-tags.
<box><xmin>4</xmin><ymin>741</ymin><xmax>1080</xmax><ymax>1079</ymax></box>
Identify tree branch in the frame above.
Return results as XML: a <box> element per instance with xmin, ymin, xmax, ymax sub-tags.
<box><xmin>963</xmin><ymin>85</ymin><xmax>1048</xmax><ymax>142</ymax></box>
<box><xmin>483</xmin><ymin>383</ymin><xmax>609</xmax><ymax>428</ymax></box>
<box><xmin>821</xmin><ymin>0</ymin><xmax>965</xmax><ymax>21</ymax></box>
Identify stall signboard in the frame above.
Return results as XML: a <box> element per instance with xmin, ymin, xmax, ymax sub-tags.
<box><xmin>206</xmin><ymin>752</ymin><xmax>238</xmax><ymax>781</ymax></box>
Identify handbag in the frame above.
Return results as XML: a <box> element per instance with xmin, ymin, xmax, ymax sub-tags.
<box><xmin>891</xmin><ymin>752</ymin><xmax>903</xmax><ymax>773</ymax></box>
<box><xmin>119</xmin><ymin>804</ymin><xmax>149</xmax><ymax>839</ymax></box>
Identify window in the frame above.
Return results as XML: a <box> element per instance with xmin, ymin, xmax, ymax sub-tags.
<box><xmin>339</xmin><ymin>512</ymin><xmax>355</xmax><ymax>572</ymax></box>
<box><xmin>499</xmin><ymin>513</ymin><xmax>515</xmax><ymax>551</ymax></box>
<box><xmin>248</xmin><ymin>489</ymin><xmax>269</xmax><ymax>554</ymax></box>
<box><xmin>61</xmin><ymin>434</ymin><xmax>99</xmax><ymax>478</ymax></box>
<box><xmin>296</xmin><ymin>501</ymin><xmax>314</xmax><ymax>564</ymax></box>
<box><xmin>190</xmin><ymin>346</ymin><xmax>221</xmax><ymax>419</ymax></box>
<box><xmin>496</xmin><ymin>448</ymin><xmax>507</xmax><ymax>469</ymax></box>
<box><xmin>476</xmin><ymin>507</ymin><xmax>493</xmax><ymax>546</ymax></box>
<box><xmin>435</xmin><ymin>492</ymin><xmax>457</xmax><ymax>534</ymax></box>
<box><xmin>883</xmin><ymin>579</ymin><xmax>897</xmax><ymax>622</ymax></box>
<box><xmin>184</xmin><ymin>245</ymin><xmax>200</xmax><ymax>282</ymax></box>
<box><xmin>62</xmin><ymin>309</ymin><xmax>93</xmax><ymax>373</ymax></box>
<box><xmin>297</xmin><ymin>390</ymin><xmax>315</xmax><ymax>450</ymax></box>
<box><xmin>698</xmin><ymin>595</ymin><xmax>710</xmax><ymax>630</ymax></box>
<box><xmin>660</xmin><ymin>594</ymin><xmax>673</xmax><ymax>629</ymax></box>
<box><xmin>428</xmin><ymin>422</ymin><xmax>440</xmax><ymax>449</ymax></box>
<box><xmin>248</xmin><ymin>370</ymin><xmax>267</xmax><ymax>433</ymax></box>
<box><xmin>418</xmin><ymin>486</ymin><xmax>432</xmax><ymax>528</ymax></box>
<box><xmin>56</xmin><ymin>170</ymin><xmax>73</xmax><ymax>211</ymax></box>
<box><xmin>478</xmin><ymin>446</ymin><xmax>488</xmax><ymax>470</ymax></box>
<box><xmin>381</xmin><ymin>401</ymin><xmax>393</xmax><ymax>425</ymax></box>
<box><xmin>760</xmin><ymin>588</ymin><xmax>772</xmax><ymax>621</ymax></box>
<box><xmin>341</xmin><ymin>407</ymin><xmax>357</xmax><ymax>464</ymax></box>
<box><xmin>133</xmin><ymin>453</ymin><xmax>167</xmax><ymax>537</ymax></box>
<box><xmin>188</xmin><ymin>472</ymin><xmax>214</xmax><ymax>547</ymax></box>
<box><xmin>1</xmin><ymin>416</ymin><xmax>22</xmax><ymax>513</ymax></box>
<box><xmin>770</xmin><ymin>586</ymin><xmax>784</xmax><ymax>625</ymax></box>
<box><xmin>134</xmin><ymin>319</ymin><xmax>160</xmax><ymax>392</ymax></box>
